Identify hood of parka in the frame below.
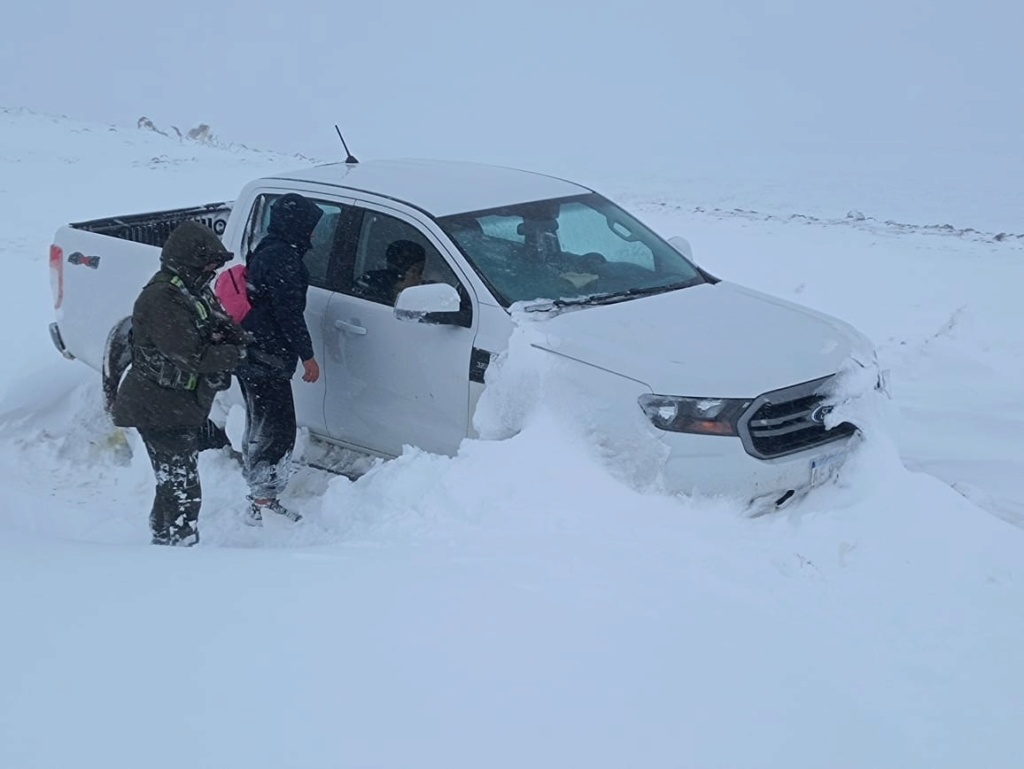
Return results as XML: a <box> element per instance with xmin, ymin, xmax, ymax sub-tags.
<box><xmin>160</xmin><ymin>220</ymin><xmax>232</xmax><ymax>289</ymax></box>
<box><xmin>266</xmin><ymin>193</ymin><xmax>323</xmax><ymax>251</ymax></box>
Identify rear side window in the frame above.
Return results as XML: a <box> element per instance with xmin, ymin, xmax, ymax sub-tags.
<box><xmin>243</xmin><ymin>194</ymin><xmax>346</xmax><ymax>290</ymax></box>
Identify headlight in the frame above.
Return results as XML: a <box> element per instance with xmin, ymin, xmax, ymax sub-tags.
<box><xmin>853</xmin><ymin>349</ymin><xmax>891</xmax><ymax>397</ymax></box>
<box><xmin>638</xmin><ymin>394</ymin><xmax>751</xmax><ymax>436</ymax></box>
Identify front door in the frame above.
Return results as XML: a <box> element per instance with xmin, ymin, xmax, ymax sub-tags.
<box><xmin>321</xmin><ymin>204</ymin><xmax>478</xmax><ymax>457</ymax></box>
<box><xmin>241</xmin><ymin>192</ymin><xmax>352</xmax><ymax>436</ymax></box>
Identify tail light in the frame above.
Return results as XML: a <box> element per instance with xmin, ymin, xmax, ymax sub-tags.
<box><xmin>49</xmin><ymin>244</ymin><xmax>64</xmax><ymax>309</ymax></box>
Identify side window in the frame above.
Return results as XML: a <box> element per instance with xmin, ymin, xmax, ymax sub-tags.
<box><xmin>244</xmin><ymin>194</ymin><xmax>346</xmax><ymax>290</ymax></box>
<box><xmin>347</xmin><ymin>209</ymin><xmax>462</xmax><ymax>306</ymax></box>
<box><xmin>555</xmin><ymin>201</ymin><xmax>655</xmax><ymax>270</ymax></box>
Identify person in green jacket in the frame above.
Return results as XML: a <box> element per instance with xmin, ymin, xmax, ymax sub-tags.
<box><xmin>112</xmin><ymin>220</ymin><xmax>247</xmax><ymax>546</ymax></box>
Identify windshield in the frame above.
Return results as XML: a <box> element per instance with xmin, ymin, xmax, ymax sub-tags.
<box><xmin>437</xmin><ymin>193</ymin><xmax>705</xmax><ymax>307</ymax></box>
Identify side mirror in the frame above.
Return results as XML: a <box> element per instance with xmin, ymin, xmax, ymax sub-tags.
<box><xmin>394</xmin><ymin>283</ymin><xmax>464</xmax><ymax>325</ymax></box>
<box><xmin>669</xmin><ymin>234</ymin><xmax>720</xmax><ymax>284</ymax></box>
<box><xmin>668</xmin><ymin>235</ymin><xmax>694</xmax><ymax>262</ymax></box>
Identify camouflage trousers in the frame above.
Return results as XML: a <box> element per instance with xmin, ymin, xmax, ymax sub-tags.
<box><xmin>138</xmin><ymin>427</ymin><xmax>201</xmax><ymax>546</ymax></box>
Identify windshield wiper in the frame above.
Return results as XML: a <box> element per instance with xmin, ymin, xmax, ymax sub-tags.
<box><xmin>524</xmin><ymin>280</ymin><xmax>700</xmax><ymax>312</ymax></box>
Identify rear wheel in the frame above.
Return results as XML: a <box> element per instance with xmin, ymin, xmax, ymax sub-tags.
<box><xmin>102</xmin><ymin>316</ymin><xmax>133</xmax><ymax>414</ymax></box>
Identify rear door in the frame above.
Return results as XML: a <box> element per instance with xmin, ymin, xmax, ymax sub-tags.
<box><xmin>320</xmin><ymin>202</ymin><xmax>479</xmax><ymax>457</ymax></box>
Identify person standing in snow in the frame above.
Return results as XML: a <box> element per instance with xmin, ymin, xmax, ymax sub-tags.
<box><xmin>111</xmin><ymin>221</ymin><xmax>247</xmax><ymax>546</ymax></box>
<box><xmin>236</xmin><ymin>193</ymin><xmax>323</xmax><ymax>526</ymax></box>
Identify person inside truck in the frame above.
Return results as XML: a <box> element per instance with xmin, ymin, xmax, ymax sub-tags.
<box><xmin>355</xmin><ymin>239</ymin><xmax>427</xmax><ymax>305</ymax></box>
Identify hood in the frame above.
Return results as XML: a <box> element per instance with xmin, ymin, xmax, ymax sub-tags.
<box><xmin>267</xmin><ymin>193</ymin><xmax>323</xmax><ymax>249</ymax></box>
<box><xmin>530</xmin><ymin>281</ymin><xmax>875</xmax><ymax>398</ymax></box>
<box><xmin>160</xmin><ymin>220</ymin><xmax>231</xmax><ymax>287</ymax></box>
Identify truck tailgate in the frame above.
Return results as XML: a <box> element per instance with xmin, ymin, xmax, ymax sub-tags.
<box><xmin>53</xmin><ymin>227</ymin><xmax>161</xmax><ymax>370</ymax></box>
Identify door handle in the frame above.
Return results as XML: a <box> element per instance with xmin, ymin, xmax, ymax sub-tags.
<box><xmin>334</xmin><ymin>319</ymin><xmax>367</xmax><ymax>335</ymax></box>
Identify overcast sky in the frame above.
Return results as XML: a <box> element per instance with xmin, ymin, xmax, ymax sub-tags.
<box><xmin>3</xmin><ymin>0</ymin><xmax>1021</xmax><ymax>173</ymax></box>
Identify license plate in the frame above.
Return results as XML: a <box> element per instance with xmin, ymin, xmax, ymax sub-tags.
<box><xmin>810</xmin><ymin>450</ymin><xmax>846</xmax><ymax>487</ymax></box>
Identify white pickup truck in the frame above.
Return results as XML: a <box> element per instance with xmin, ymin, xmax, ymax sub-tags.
<box><xmin>48</xmin><ymin>158</ymin><xmax>880</xmax><ymax>507</ymax></box>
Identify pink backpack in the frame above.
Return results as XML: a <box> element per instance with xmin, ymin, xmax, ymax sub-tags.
<box><xmin>214</xmin><ymin>264</ymin><xmax>252</xmax><ymax>324</ymax></box>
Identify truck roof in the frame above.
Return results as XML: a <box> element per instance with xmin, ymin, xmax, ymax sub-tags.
<box><xmin>262</xmin><ymin>158</ymin><xmax>593</xmax><ymax>218</ymax></box>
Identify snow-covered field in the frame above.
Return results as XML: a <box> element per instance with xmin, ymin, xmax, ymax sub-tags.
<box><xmin>1</xmin><ymin>108</ymin><xmax>1023</xmax><ymax>768</ymax></box>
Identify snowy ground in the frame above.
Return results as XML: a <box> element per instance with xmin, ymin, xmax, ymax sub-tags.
<box><xmin>1</xmin><ymin>108</ymin><xmax>1022</xmax><ymax>768</ymax></box>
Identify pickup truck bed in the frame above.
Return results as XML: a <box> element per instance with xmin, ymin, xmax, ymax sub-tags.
<box><xmin>69</xmin><ymin>202</ymin><xmax>232</xmax><ymax>246</ymax></box>
<box><xmin>50</xmin><ymin>202</ymin><xmax>232</xmax><ymax>370</ymax></box>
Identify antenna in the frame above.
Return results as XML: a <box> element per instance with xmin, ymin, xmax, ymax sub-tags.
<box><xmin>334</xmin><ymin>125</ymin><xmax>359</xmax><ymax>164</ymax></box>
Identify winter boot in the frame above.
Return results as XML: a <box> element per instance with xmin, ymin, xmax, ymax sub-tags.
<box><xmin>243</xmin><ymin>497</ymin><xmax>264</xmax><ymax>527</ymax></box>
<box><xmin>150</xmin><ymin>508</ymin><xmax>169</xmax><ymax>546</ymax></box>
<box><xmin>168</xmin><ymin>518</ymin><xmax>199</xmax><ymax>547</ymax></box>
<box><xmin>169</xmin><ymin>531</ymin><xmax>199</xmax><ymax>547</ymax></box>
<box><xmin>249</xmin><ymin>496</ymin><xmax>302</xmax><ymax>523</ymax></box>
<box><xmin>266</xmin><ymin>498</ymin><xmax>302</xmax><ymax>523</ymax></box>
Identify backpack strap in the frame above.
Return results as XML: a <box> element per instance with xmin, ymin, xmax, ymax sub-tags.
<box><xmin>131</xmin><ymin>272</ymin><xmax>214</xmax><ymax>391</ymax></box>
<box><xmin>151</xmin><ymin>271</ymin><xmax>211</xmax><ymax>323</ymax></box>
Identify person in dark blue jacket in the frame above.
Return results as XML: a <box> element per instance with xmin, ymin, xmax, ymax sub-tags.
<box><xmin>237</xmin><ymin>193</ymin><xmax>323</xmax><ymax>525</ymax></box>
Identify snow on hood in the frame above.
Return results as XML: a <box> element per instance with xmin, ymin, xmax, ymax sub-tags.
<box><xmin>522</xmin><ymin>281</ymin><xmax>876</xmax><ymax>398</ymax></box>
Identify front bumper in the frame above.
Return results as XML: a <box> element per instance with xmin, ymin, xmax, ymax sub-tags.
<box><xmin>654</xmin><ymin>364</ymin><xmax>883</xmax><ymax>506</ymax></box>
<box><xmin>658</xmin><ymin>428</ymin><xmax>857</xmax><ymax>505</ymax></box>
<box><xmin>49</xmin><ymin>322</ymin><xmax>75</xmax><ymax>360</ymax></box>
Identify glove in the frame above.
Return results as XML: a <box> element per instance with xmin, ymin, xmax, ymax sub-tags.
<box><xmin>212</xmin><ymin>324</ymin><xmax>255</xmax><ymax>347</ymax></box>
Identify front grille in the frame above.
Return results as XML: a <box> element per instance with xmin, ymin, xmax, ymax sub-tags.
<box><xmin>739</xmin><ymin>376</ymin><xmax>857</xmax><ymax>459</ymax></box>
